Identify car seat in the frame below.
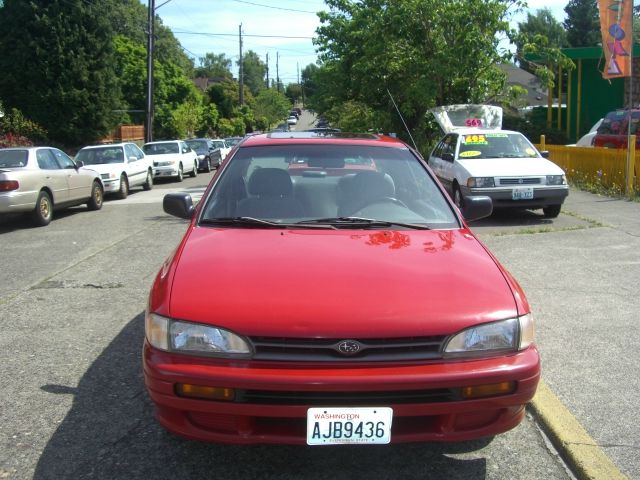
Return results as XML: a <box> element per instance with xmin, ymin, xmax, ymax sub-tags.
<box><xmin>236</xmin><ymin>168</ymin><xmax>305</xmax><ymax>219</ymax></box>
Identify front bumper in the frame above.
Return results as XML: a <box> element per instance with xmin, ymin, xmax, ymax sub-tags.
<box><xmin>144</xmin><ymin>341</ymin><xmax>540</xmax><ymax>444</ymax></box>
<box><xmin>102</xmin><ymin>179</ymin><xmax>121</xmax><ymax>193</ymax></box>
<box><xmin>154</xmin><ymin>165</ymin><xmax>180</xmax><ymax>177</ymax></box>
<box><xmin>463</xmin><ymin>185</ymin><xmax>569</xmax><ymax>209</ymax></box>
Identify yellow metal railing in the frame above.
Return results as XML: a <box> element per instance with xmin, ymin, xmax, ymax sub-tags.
<box><xmin>535</xmin><ymin>138</ymin><xmax>639</xmax><ymax>196</ymax></box>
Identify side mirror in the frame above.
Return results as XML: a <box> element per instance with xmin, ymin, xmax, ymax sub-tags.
<box><xmin>539</xmin><ymin>150</ymin><xmax>550</xmax><ymax>159</ymax></box>
<box><xmin>462</xmin><ymin>195</ymin><xmax>493</xmax><ymax>222</ymax></box>
<box><xmin>75</xmin><ymin>160</ymin><xmax>84</xmax><ymax>168</ymax></box>
<box><xmin>163</xmin><ymin>193</ymin><xmax>195</xmax><ymax>219</ymax></box>
<box><xmin>128</xmin><ymin>156</ymin><xmax>137</xmax><ymax>163</ymax></box>
<box><xmin>442</xmin><ymin>152</ymin><xmax>455</xmax><ymax>162</ymax></box>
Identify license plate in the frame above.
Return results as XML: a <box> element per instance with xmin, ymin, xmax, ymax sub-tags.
<box><xmin>512</xmin><ymin>187</ymin><xmax>534</xmax><ymax>200</ymax></box>
<box><xmin>307</xmin><ymin>407</ymin><xmax>393</xmax><ymax>445</ymax></box>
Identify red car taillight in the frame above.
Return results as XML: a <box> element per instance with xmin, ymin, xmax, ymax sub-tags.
<box><xmin>0</xmin><ymin>180</ymin><xmax>19</xmax><ymax>192</ymax></box>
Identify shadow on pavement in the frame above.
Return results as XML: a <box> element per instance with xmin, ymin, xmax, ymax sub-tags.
<box><xmin>34</xmin><ymin>313</ymin><xmax>488</xmax><ymax>480</ymax></box>
<box><xmin>469</xmin><ymin>208</ymin><xmax>553</xmax><ymax>228</ymax></box>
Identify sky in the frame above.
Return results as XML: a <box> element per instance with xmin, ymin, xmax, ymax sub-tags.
<box><xmin>148</xmin><ymin>0</ymin><xmax>568</xmax><ymax>85</ymax></box>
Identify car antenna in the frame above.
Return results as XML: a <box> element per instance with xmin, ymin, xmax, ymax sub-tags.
<box><xmin>386</xmin><ymin>87</ymin><xmax>418</xmax><ymax>151</ymax></box>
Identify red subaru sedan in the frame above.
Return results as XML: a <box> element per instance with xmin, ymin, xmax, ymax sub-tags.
<box><xmin>144</xmin><ymin>132</ymin><xmax>540</xmax><ymax>445</ymax></box>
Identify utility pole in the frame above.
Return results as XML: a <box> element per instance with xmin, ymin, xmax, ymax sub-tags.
<box><xmin>145</xmin><ymin>0</ymin><xmax>156</xmax><ymax>143</ymax></box>
<box><xmin>297</xmin><ymin>62</ymin><xmax>300</xmax><ymax>85</ymax></box>
<box><xmin>265</xmin><ymin>52</ymin><xmax>269</xmax><ymax>89</ymax></box>
<box><xmin>239</xmin><ymin>24</ymin><xmax>244</xmax><ymax>106</ymax></box>
<box><xmin>276</xmin><ymin>52</ymin><xmax>280</xmax><ymax>93</ymax></box>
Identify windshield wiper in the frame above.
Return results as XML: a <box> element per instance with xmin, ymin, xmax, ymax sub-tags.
<box><xmin>200</xmin><ymin>217</ymin><xmax>335</xmax><ymax>229</ymax></box>
<box><xmin>296</xmin><ymin>217</ymin><xmax>430</xmax><ymax>230</ymax></box>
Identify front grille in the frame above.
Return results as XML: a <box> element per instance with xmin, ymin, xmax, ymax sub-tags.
<box><xmin>249</xmin><ymin>336</ymin><xmax>446</xmax><ymax>362</ymax></box>
<box><xmin>235</xmin><ymin>388</ymin><xmax>458</xmax><ymax>405</ymax></box>
<box><xmin>100</xmin><ymin>173</ymin><xmax>110</xmax><ymax>180</ymax></box>
<box><xmin>499</xmin><ymin>177</ymin><xmax>541</xmax><ymax>185</ymax></box>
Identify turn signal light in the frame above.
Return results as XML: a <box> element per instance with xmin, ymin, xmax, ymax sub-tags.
<box><xmin>461</xmin><ymin>382</ymin><xmax>516</xmax><ymax>399</ymax></box>
<box><xmin>0</xmin><ymin>180</ymin><xmax>19</xmax><ymax>192</ymax></box>
<box><xmin>175</xmin><ymin>384</ymin><xmax>235</xmax><ymax>401</ymax></box>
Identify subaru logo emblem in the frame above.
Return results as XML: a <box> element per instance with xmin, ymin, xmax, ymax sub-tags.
<box><xmin>518</xmin><ymin>178</ymin><xmax>523</xmax><ymax>184</ymax></box>
<box><xmin>336</xmin><ymin>340</ymin><xmax>362</xmax><ymax>355</ymax></box>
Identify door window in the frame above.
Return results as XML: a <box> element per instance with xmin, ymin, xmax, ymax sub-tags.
<box><xmin>36</xmin><ymin>149</ymin><xmax>60</xmax><ymax>170</ymax></box>
<box><xmin>51</xmin><ymin>149</ymin><xmax>76</xmax><ymax>169</ymax></box>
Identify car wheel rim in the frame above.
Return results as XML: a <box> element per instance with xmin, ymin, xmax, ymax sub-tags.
<box><xmin>40</xmin><ymin>197</ymin><xmax>50</xmax><ymax>218</ymax></box>
<box><xmin>95</xmin><ymin>186</ymin><xmax>102</xmax><ymax>205</ymax></box>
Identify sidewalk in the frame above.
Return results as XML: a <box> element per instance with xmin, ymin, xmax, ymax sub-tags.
<box><xmin>479</xmin><ymin>187</ymin><xmax>640</xmax><ymax>479</ymax></box>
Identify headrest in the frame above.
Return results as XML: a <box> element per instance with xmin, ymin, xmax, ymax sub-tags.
<box><xmin>247</xmin><ymin>168</ymin><xmax>293</xmax><ymax>196</ymax></box>
<box><xmin>342</xmin><ymin>171</ymin><xmax>395</xmax><ymax>198</ymax></box>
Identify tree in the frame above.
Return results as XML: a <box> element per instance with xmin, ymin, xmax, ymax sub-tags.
<box><xmin>314</xmin><ymin>0</ymin><xmax>524</xmax><ymax>150</ymax></box>
<box><xmin>253</xmin><ymin>89</ymin><xmax>291</xmax><ymax>129</ymax></box>
<box><xmin>195</xmin><ymin>53</ymin><xmax>233</xmax><ymax>79</ymax></box>
<box><xmin>285</xmin><ymin>83</ymin><xmax>303</xmax><ymax>105</ymax></box>
<box><xmin>240</xmin><ymin>51</ymin><xmax>267</xmax><ymax>96</ymax></box>
<box><xmin>0</xmin><ymin>0</ymin><xmax>121</xmax><ymax>145</ymax></box>
<box><xmin>515</xmin><ymin>8</ymin><xmax>568</xmax><ymax>70</ymax></box>
<box><xmin>564</xmin><ymin>0</ymin><xmax>600</xmax><ymax>47</ymax></box>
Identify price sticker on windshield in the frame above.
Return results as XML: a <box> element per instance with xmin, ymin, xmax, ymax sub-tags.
<box><xmin>462</xmin><ymin>134</ymin><xmax>487</xmax><ymax>145</ymax></box>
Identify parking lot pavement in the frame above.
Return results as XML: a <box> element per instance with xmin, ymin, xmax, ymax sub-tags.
<box><xmin>475</xmin><ymin>188</ymin><xmax>640</xmax><ymax>479</ymax></box>
<box><xmin>0</xmin><ymin>176</ymin><xmax>573</xmax><ymax>480</ymax></box>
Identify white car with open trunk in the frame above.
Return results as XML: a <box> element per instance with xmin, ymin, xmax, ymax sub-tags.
<box><xmin>427</xmin><ymin>105</ymin><xmax>569</xmax><ymax>218</ymax></box>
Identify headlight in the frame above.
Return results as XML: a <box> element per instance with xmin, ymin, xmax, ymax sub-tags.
<box><xmin>467</xmin><ymin>177</ymin><xmax>495</xmax><ymax>188</ymax></box>
<box><xmin>444</xmin><ymin>314</ymin><xmax>534</xmax><ymax>357</ymax></box>
<box><xmin>197</xmin><ymin>154</ymin><xmax>205</xmax><ymax>160</ymax></box>
<box><xmin>145</xmin><ymin>312</ymin><xmax>252</xmax><ymax>357</ymax></box>
<box><xmin>546</xmin><ymin>175</ymin><xmax>566</xmax><ymax>185</ymax></box>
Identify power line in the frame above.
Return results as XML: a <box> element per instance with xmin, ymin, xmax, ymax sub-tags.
<box><xmin>230</xmin><ymin>0</ymin><xmax>318</xmax><ymax>14</ymax></box>
<box><xmin>172</xmin><ymin>29</ymin><xmax>313</xmax><ymax>39</ymax></box>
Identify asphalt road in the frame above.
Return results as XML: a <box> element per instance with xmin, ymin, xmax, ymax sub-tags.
<box><xmin>0</xmin><ymin>168</ymin><xmax>578</xmax><ymax>480</ymax></box>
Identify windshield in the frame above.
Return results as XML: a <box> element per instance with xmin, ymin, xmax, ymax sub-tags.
<box><xmin>76</xmin><ymin>147</ymin><xmax>124</xmax><ymax>165</ymax></box>
<box><xmin>143</xmin><ymin>142</ymin><xmax>179</xmax><ymax>155</ymax></box>
<box><xmin>457</xmin><ymin>133</ymin><xmax>539</xmax><ymax>159</ymax></box>
<box><xmin>200</xmin><ymin>143</ymin><xmax>458</xmax><ymax>229</ymax></box>
<box><xmin>225</xmin><ymin>137</ymin><xmax>242</xmax><ymax>146</ymax></box>
<box><xmin>185</xmin><ymin>140</ymin><xmax>207</xmax><ymax>152</ymax></box>
<box><xmin>0</xmin><ymin>149</ymin><xmax>28</xmax><ymax>168</ymax></box>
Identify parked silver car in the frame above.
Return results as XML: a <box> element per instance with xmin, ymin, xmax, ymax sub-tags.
<box><xmin>0</xmin><ymin>147</ymin><xmax>104</xmax><ymax>226</ymax></box>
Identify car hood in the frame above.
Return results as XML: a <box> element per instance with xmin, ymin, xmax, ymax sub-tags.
<box><xmin>458</xmin><ymin>157</ymin><xmax>565</xmax><ymax>177</ymax></box>
<box><xmin>167</xmin><ymin>228</ymin><xmax>518</xmax><ymax>338</ymax></box>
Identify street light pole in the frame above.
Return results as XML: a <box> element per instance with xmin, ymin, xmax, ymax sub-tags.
<box><xmin>145</xmin><ymin>0</ymin><xmax>155</xmax><ymax>143</ymax></box>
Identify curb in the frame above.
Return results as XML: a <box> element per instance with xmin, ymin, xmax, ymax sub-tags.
<box><xmin>529</xmin><ymin>380</ymin><xmax>628</xmax><ymax>480</ymax></box>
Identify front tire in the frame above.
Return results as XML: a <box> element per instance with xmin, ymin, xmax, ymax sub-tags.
<box><xmin>32</xmin><ymin>191</ymin><xmax>53</xmax><ymax>226</ymax></box>
<box><xmin>543</xmin><ymin>205</ymin><xmax>561</xmax><ymax>218</ymax></box>
<box><xmin>190</xmin><ymin>161</ymin><xmax>198</xmax><ymax>177</ymax></box>
<box><xmin>143</xmin><ymin>169</ymin><xmax>153</xmax><ymax>191</ymax></box>
<box><xmin>87</xmin><ymin>181</ymin><xmax>103</xmax><ymax>211</ymax></box>
<box><xmin>116</xmin><ymin>174</ymin><xmax>129</xmax><ymax>199</ymax></box>
<box><xmin>176</xmin><ymin>164</ymin><xmax>184</xmax><ymax>182</ymax></box>
<box><xmin>204</xmin><ymin>158</ymin><xmax>211</xmax><ymax>173</ymax></box>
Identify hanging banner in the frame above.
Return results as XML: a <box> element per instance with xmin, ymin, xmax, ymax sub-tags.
<box><xmin>598</xmin><ymin>0</ymin><xmax>633</xmax><ymax>78</ymax></box>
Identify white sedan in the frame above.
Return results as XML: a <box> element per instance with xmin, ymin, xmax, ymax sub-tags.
<box><xmin>428</xmin><ymin>105</ymin><xmax>569</xmax><ymax>218</ymax></box>
<box><xmin>143</xmin><ymin>140</ymin><xmax>198</xmax><ymax>182</ymax></box>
